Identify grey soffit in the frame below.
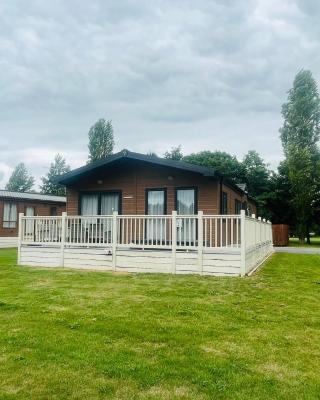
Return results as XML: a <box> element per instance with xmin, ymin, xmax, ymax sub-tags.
<box><xmin>0</xmin><ymin>190</ymin><xmax>66</xmax><ymax>203</ymax></box>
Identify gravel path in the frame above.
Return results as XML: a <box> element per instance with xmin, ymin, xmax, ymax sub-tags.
<box><xmin>274</xmin><ymin>247</ymin><xmax>320</xmax><ymax>254</ymax></box>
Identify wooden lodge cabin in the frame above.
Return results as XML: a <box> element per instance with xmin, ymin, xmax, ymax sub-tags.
<box><xmin>18</xmin><ymin>151</ymin><xmax>273</xmax><ymax>277</ymax></box>
<box><xmin>57</xmin><ymin>149</ymin><xmax>257</xmax><ymax>218</ymax></box>
<box><xmin>0</xmin><ymin>190</ymin><xmax>66</xmax><ymax>247</ymax></box>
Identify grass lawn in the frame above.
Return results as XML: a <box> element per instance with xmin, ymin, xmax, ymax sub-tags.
<box><xmin>289</xmin><ymin>236</ymin><xmax>320</xmax><ymax>248</ymax></box>
<box><xmin>0</xmin><ymin>249</ymin><xmax>320</xmax><ymax>399</ymax></box>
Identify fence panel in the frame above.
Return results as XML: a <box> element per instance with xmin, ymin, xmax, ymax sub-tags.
<box><xmin>21</xmin><ymin>216</ymin><xmax>62</xmax><ymax>244</ymax></box>
<box><xmin>66</xmin><ymin>216</ymin><xmax>114</xmax><ymax>246</ymax></box>
<box><xmin>117</xmin><ymin>215</ymin><xmax>172</xmax><ymax>248</ymax></box>
<box><xmin>203</xmin><ymin>215</ymin><xmax>241</xmax><ymax>248</ymax></box>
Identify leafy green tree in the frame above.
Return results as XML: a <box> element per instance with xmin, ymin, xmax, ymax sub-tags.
<box><xmin>40</xmin><ymin>154</ymin><xmax>70</xmax><ymax>196</ymax></box>
<box><xmin>183</xmin><ymin>151</ymin><xmax>246</xmax><ymax>182</ymax></box>
<box><xmin>5</xmin><ymin>163</ymin><xmax>34</xmax><ymax>192</ymax></box>
<box><xmin>263</xmin><ymin>161</ymin><xmax>293</xmax><ymax>224</ymax></box>
<box><xmin>242</xmin><ymin>150</ymin><xmax>271</xmax><ymax>216</ymax></box>
<box><xmin>279</xmin><ymin>70</ymin><xmax>320</xmax><ymax>242</ymax></box>
<box><xmin>242</xmin><ymin>151</ymin><xmax>270</xmax><ymax>197</ymax></box>
<box><xmin>88</xmin><ymin>119</ymin><xmax>115</xmax><ymax>163</ymax></box>
<box><xmin>164</xmin><ymin>146</ymin><xmax>183</xmax><ymax>161</ymax></box>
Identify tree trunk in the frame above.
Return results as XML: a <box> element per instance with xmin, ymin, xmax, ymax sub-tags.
<box><xmin>306</xmin><ymin>228</ymin><xmax>311</xmax><ymax>245</ymax></box>
<box><xmin>298</xmin><ymin>224</ymin><xmax>306</xmax><ymax>244</ymax></box>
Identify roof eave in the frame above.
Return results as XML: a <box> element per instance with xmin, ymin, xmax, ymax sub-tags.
<box><xmin>56</xmin><ymin>150</ymin><xmax>218</xmax><ymax>185</ymax></box>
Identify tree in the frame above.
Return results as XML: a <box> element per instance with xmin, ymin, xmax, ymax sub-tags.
<box><xmin>40</xmin><ymin>154</ymin><xmax>71</xmax><ymax>196</ymax></box>
<box><xmin>88</xmin><ymin>119</ymin><xmax>115</xmax><ymax>163</ymax></box>
<box><xmin>242</xmin><ymin>150</ymin><xmax>271</xmax><ymax>216</ymax></box>
<box><xmin>279</xmin><ymin>70</ymin><xmax>320</xmax><ymax>242</ymax></box>
<box><xmin>263</xmin><ymin>161</ymin><xmax>293</xmax><ymax>224</ymax></box>
<box><xmin>242</xmin><ymin>151</ymin><xmax>270</xmax><ymax>197</ymax></box>
<box><xmin>5</xmin><ymin>163</ymin><xmax>34</xmax><ymax>192</ymax></box>
<box><xmin>164</xmin><ymin>145</ymin><xmax>183</xmax><ymax>161</ymax></box>
<box><xmin>183</xmin><ymin>151</ymin><xmax>246</xmax><ymax>182</ymax></box>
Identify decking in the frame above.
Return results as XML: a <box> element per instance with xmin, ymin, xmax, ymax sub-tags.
<box><xmin>17</xmin><ymin>211</ymin><xmax>273</xmax><ymax>276</ymax></box>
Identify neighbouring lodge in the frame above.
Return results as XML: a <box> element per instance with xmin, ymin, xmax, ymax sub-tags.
<box><xmin>0</xmin><ymin>190</ymin><xmax>66</xmax><ymax>247</ymax></box>
<box><xmin>57</xmin><ymin>149</ymin><xmax>257</xmax><ymax>217</ymax></box>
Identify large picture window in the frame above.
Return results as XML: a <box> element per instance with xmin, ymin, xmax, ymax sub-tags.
<box><xmin>3</xmin><ymin>202</ymin><xmax>17</xmax><ymax>228</ymax></box>
<box><xmin>80</xmin><ymin>192</ymin><xmax>120</xmax><ymax>215</ymax></box>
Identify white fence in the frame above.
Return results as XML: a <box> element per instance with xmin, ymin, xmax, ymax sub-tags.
<box><xmin>0</xmin><ymin>237</ymin><xmax>18</xmax><ymax>248</ymax></box>
<box><xmin>17</xmin><ymin>211</ymin><xmax>273</xmax><ymax>276</ymax></box>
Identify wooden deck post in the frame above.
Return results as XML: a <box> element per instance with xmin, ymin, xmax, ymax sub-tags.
<box><xmin>112</xmin><ymin>211</ymin><xmax>118</xmax><ymax>272</ymax></box>
<box><xmin>171</xmin><ymin>211</ymin><xmax>177</xmax><ymax>274</ymax></box>
<box><xmin>240</xmin><ymin>210</ymin><xmax>246</xmax><ymax>276</ymax></box>
<box><xmin>198</xmin><ymin>211</ymin><xmax>203</xmax><ymax>275</ymax></box>
<box><xmin>60</xmin><ymin>212</ymin><xmax>67</xmax><ymax>267</ymax></box>
<box><xmin>17</xmin><ymin>213</ymin><xmax>24</xmax><ymax>265</ymax></box>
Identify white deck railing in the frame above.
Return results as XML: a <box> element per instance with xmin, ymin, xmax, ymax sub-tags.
<box><xmin>18</xmin><ymin>211</ymin><xmax>273</xmax><ymax>275</ymax></box>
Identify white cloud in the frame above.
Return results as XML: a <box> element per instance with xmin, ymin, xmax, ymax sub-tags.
<box><xmin>0</xmin><ymin>0</ymin><xmax>319</xmax><ymax>188</ymax></box>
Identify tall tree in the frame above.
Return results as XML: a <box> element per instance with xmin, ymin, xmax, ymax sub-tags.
<box><xmin>88</xmin><ymin>119</ymin><xmax>114</xmax><ymax>163</ymax></box>
<box><xmin>5</xmin><ymin>163</ymin><xmax>34</xmax><ymax>192</ymax></box>
<box><xmin>183</xmin><ymin>150</ymin><xmax>246</xmax><ymax>182</ymax></box>
<box><xmin>280</xmin><ymin>70</ymin><xmax>320</xmax><ymax>242</ymax></box>
<box><xmin>164</xmin><ymin>145</ymin><xmax>183</xmax><ymax>161</ymax></box>
<box><xmin>40</xmin><ymin>154</ymin><xmax>70</xmax><ymax>196</ymax></box>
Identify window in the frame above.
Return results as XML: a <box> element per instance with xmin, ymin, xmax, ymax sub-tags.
<box><xmin>146</xmin><ymin>189</ymin><xmax>166</xmax><ymax>215</ymax></box>
<box><xmin>176</xmin><ymin>188</ymin><xmax>196</xmax><ymax>215</ymax></box>
<box><xmin>26</xmin><ymin>206</ymin><xmax>35</xmax><ymax>217</ymax></box>
<box><xmin>221</xmin><ymin>192</ymin><xmax>228</xmax><ymax>214</ymax></box>
<box><xmin>235</xmin><ymin>199</ymin><xmax>242</xmax><ymax>215</ymax></box>
<box><xmin>3</xmin><ymin>202</ymin><xmax>17</xmax><ymax>228</ymax></box>
<box><xmin>176</xmin><ymin>188</ymin><xmax>197</xmax><ymax>245</ymax></box>
<box><xmin>50</xmin><ymin>207</ymin><xmax>57</xmax><ymax>216</ymax></box>
<box><xmin>80</xmin><ymin>192</ymin><xmax>120</xmax><ymax>215</ymax></box>
<box><xmin>146</xmin><ymin>189</ymin><xmax>166</xmax><ymax>243</ymax></box>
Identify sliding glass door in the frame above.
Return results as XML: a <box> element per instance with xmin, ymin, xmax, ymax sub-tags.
<box><xmin>80</xmin><ymin>194</ymin><xmax>99</xmax><ymax>215</ymax></box>
<box><xmin>80</xmin><ymin>192</ymin><xmax>120</xmax><ymax>215</ymax></box>
<box><xmin>80</xmin><ymin>192</ymin><xmax>120</xmax><ymax>244</ymax></box>
<box><xmin>146</xmin><ymin>189</ymin><xmax>166</xmax><ymax>244</ymax></box>
<box><xmin>176</xmin><ymin>188</ymin><xmax>197</xmax><ymax>245</ymax></box>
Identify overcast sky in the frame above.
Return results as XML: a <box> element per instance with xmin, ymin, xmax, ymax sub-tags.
<box><xmin>1</xmin><ymin>0</ymin><xmax>320</xmax><ymax>188</ymax></box>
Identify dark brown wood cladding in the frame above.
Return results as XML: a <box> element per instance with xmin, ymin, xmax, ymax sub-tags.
<box><xmin>66</xmin><ymin>161</ymin><xmax>257</xmax><ymax>216</ymax></box>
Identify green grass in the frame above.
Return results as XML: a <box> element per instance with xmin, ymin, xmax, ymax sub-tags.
<box><xmin>289</xmin><ymin>236</ymin><xmax>320</xmax><ymax>248</ymax></box>
<box><xmin>0</xmin><ymin>249</ymin><xmax>320</xmax><ymax>399</ymax></box>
